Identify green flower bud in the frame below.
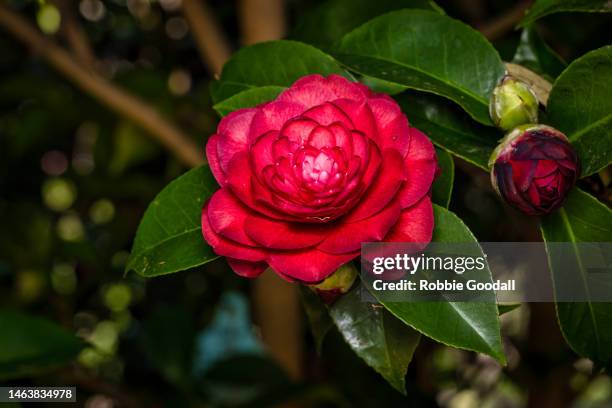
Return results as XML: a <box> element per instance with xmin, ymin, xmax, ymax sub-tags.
<box><xmin>309</xmin><ymin>263</ymin><xmax>357</xmax><ymax>304</ymax></box>
<box><xmin>489</xmin><ymin>75</ymin><xmax>539</xmax><ymax>131</ymax></box>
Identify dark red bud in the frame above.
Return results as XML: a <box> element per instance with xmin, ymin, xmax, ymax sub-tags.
<box><xmin>489</xmin><ymin>125</ymin><xmax>580</xmax><ymax>216</ymax></box>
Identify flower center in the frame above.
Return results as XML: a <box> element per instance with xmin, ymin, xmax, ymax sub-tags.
<box><xmin>253</xmin><ymin>116</ymin><xmax>369</xmax><ymax>221</ymax></box>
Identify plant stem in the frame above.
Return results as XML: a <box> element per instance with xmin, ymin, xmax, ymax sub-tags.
<box><xmin>181</xmin><ymin>0</ymin><xmax>232</xmax><ymax>75</ymax></box>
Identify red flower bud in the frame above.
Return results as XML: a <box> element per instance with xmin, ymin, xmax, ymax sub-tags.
<box><xmin>489</xmin><ymin>125</ymin><xmax>580</xmax><ymax>216</ymax></box>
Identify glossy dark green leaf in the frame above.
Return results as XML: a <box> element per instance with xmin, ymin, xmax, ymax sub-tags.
<box><xmin>432</xmin><ymin>147</ymin><xmax>454</xmax><ymax>208</ymax></box>
<box><xmin>213</xmin><ymin>86</ymin><xmax>284</xmax><ymax>117</ymax></box>
<box><xmin>291</xmin><ymin>0</ymin><xmax>442</xmax><ymax>49</ymax></box>
<box><xmin>299</xmin><ymin>286</ymin><xmax>333</xmax><ymax>354</ymax></box>
<box><xmin>211</xmin><ymin>40</ymin><xmax>348</xmax><ymax>103</ymax></box>
<box><xmin>396</xmin><ymin>92</ymin><xmax>499</xmax><ymax>170</ymax></box>
<box><xmin>330</xmin><ymin>287</ymin><xmax>420</xmax><ymax>394</ymax></box>
<box><xmin>126</xmin><ymin>166</ymin><xmax>218</xmax><ymax>277</ymax></box>
<box><xmin>360</xmin><ymin>76</ymin><xmax>408</xmax><ymax>95</ymax></box>
<box><xmin>520</xmin><ymin>0</ymin><xmax>612</xmax><ymax>27</ymax></box>
<box><xmin>334</xmin><ymin>10</ymin><xmax>506</xmax><ymax>125</ymax></box>
<box><xmin>547</xmin><ymin>45</ymin><xmax>612</xmax><ymax>176</ymax></box>
<box><xmin>374</xmin><ymin>205</ymin><xmax>505</xmax><ymax>363</ymax></box>
<box><xmin>512</xmin><ymin>26</ymin><xmax>566</xmax><ymax>81</ymax></box>
<box><xmin>541</xmin><ymin>188</ymin><xmax>612</xmax><ymax>366</ymax></box>
<box><xmin>0</xmin><ymin>310</ymin><xmax>85</xmax><ymax>379</ymax></box>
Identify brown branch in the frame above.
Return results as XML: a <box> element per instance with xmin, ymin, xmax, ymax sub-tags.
<box><xmin>0</xmin><ymin>4</ymin><xmax>204</xmax><ymax>167</ymax></box>
<box><xmin>478</xmin><ymin>0</ymin><xmax>532</xmax><ymax>41</ymax></box>
<box><xmin>52</xmin><ymin>0</ymin><xmax>97</xmax><ymax>69</ymax></box>
<box><xmin>181</xmin><ymin>0</ymin><xmax>231</xmax><ymax>75</ymax></box>
<box><xmin>238</xmin><ymin>0</ymin><xmax>286</xmax><ymax>45</ymax></box>
<box><xmin>253</xmin><ymin>271</ymin><xmax>302</xmax><ymax>380</ymax></box>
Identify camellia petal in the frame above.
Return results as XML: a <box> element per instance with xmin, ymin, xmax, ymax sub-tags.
<box><xmin>206</xmin><ymin>134</ymin><xmax>225</xmax><ymax>185</ymax></box>
<box><xmin>250</xmin><ymin>101</ymin><xmax>305</xmax><ymax>137</ymax></box>
<box><xmin>318</xmin><ymin>198</ymin><xmax>402</xmax><ymax>254</ymax></box>
<box><xmin>344</xmin><ymin>148</ymin><xmax>405</xmax><ymax>222</ymax></box>
<box><xmin>202</xmin><ymin>74</ymin><xmax>438</xmax><ymax>282</ymax></box>
<box><xmin>244</xmin><ymin>215</ymin><xmax>328</xmax><ymax>249</ymax></box>
<box><xmin>302</xmin><ymin>102</ymin><xmax>354</xmax><ymax>128</ymax></box>
<box><xmin>384</xmin><ymin>196</ymin><xmax>434</xmax><ymax>246</ymax></box>
<box><xmin>226</xmin><ymin>258</ymin><xmax>267</xmax><ymax>278</ymax></box>
<box><xmin>201</xmin><ymin>201</ymin><xmax>267</xmax><ymax>262</ymax></box>
<box><xmin>277</xmin><ymin>76</ymin><xmax>339</xmax><ymax>109</ymax></box>
<box><xmin>368</xmin><ymin>97</ymin><xmax>411</xmax><ymax>154</ymax></box>
<box><xmin>268</xmin><ymin>249</ymin><xmax>359</xmax><ymax>283</ymax></box>
<box><xmin>216</xmin><ymin>108</ymin><xmax>258</xmax><ymax>173</ymax></box>
<box><xmin>207</xmin><ymin>189</ymin><xmax>260</xmax><ymax>247</ymax></box>
<box><xmin>397</xmin><ymin>128</ymin><xmax>438</xmax><ymax>208</ymax></box>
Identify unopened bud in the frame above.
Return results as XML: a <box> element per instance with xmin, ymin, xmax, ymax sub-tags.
<box><xmin>489</xmin><ymin>125</ymin><xmax>579</xmax><ymax>216</ymax></box>
<box><xmin>309</xmin><ymin>263</ymin><xmax>357</xmax><ymax>304</ymax></box>
<box><xmin>489</xmin><ymin>75</ymin><xmax>539</xmax><ymax>131</ymax></box>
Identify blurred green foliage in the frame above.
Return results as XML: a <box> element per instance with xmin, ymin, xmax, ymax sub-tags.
<box><xmin>0</xmin><ymin>0</ymin><xmax>611</xmax><ymax>407</ymax></box>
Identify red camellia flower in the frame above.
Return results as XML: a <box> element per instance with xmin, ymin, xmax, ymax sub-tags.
<box><xmin>489</xmin><ymin>124</ymin><xmax>580</xmax><ymax>216</ymax></box>
<box><xmin>202</xmin><ymin>74</ymin><xmax>438</xmax><ymax>282</ymax></box>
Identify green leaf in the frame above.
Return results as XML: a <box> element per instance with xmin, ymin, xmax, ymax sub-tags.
<box><xmin>512</xmin><ymin>26</ymin><xmax>566</xmax><ymax>81</ymax></box>
<box><xmin>520</xmin><ymin>0</ymin><xmax>612</xmax><ymax>27</ymax></box>
<box><xmin>330</xmin><ymin>287</ymin><xmax>420</xmax><ymax>394</ymax></box>
<box><xmin>432</xmin><ymin>147</ymin><xmax>454</xmax><ymax>208</ymax></box>
<box><xmin>299</xmin><ymin>286</ymin><xmax>334</xmax><ymax>354</ymax></box>
<box><xmin>0</xmin><ymin>309</ymin><xmax>84</xmax><ymax>379</ymax></box>
<box><xmin>334</xmin><ymin>10</ymin><xmax>506</xmax><ymax>125</ymax></box>
<box><xmin>498</xmin><ymin>304</ymin><xmax>521</xmax><ymax>315</ymax></box>
<box><xmin>126</xmin><ymin>166</ymin><xmax>219</xmax><ymax>277</ymax></box>
<box><xmin>396</xmin><ymin>91</ymin><xmax>499</xmax><ymax>170</ymax></box>
<box><xmin>547</xmin><ymin>45</ymin><xmax>612</xmax><ymax>176</ymax></box>
<box><xmin>211</xmin><ymin>40</ymin><xmax>348</xmax><ymax>103</ymax></box>
<box><xmin>291</xmin><ymin>0</ymin><xmax>442</xmax><ymax>49</ymax></box>
<box><xmin>541</xmin><ymin>188</ymin><xmax>612</xmax><ymax>366</ymax></box>
<box><xmin>373</xmin><ymin>205</ymin><xmax>506</xmax><ymax>363</ymax></box>
<box><xmin>360</xmin><ymin>76</ymin><xmax>408</xmax><ymax>95</ymax></box>
<box><xmin>213</xmin><ymin>86</ymin><xmax>285</xmax><ymax>117</ymax></box>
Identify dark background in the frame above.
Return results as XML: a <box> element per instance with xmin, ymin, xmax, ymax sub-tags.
<box><xmin>0</xmin><ymin>0</ymin><xmax>611</xmax><ymax>407</ymax></box>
